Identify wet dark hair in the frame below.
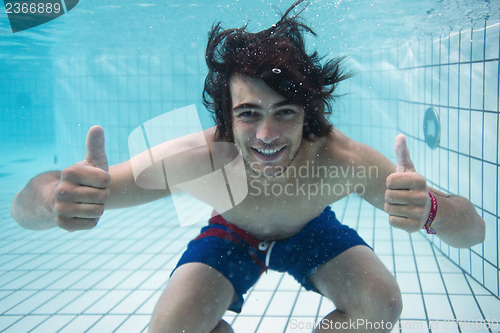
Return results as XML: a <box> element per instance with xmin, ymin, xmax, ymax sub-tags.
<box><xmin>203</xmin><ymin>0</ymin><xmax>351</xmax><ymax>142</ymax></box>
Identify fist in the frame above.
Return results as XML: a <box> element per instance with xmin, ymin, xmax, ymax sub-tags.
<box><xmin>54</xmin><ymin>126</ymin><xmax>110</xmax><ymax>231</ymax></box>
<box><xmin>384</xmin><ymin>134</ymin><xmax>430</xmax><ymax>233</ymax></box>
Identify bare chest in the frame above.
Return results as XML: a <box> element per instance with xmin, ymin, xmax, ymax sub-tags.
<box><xmin>220</xmin><ymin>175</ymin><xmax>350</xmax><ymax>239</ymax></box>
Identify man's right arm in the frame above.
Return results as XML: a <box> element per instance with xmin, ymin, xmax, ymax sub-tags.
<box><xmin>11</xmin><ymin>170</ymin><xmax>62</xmax><ymax>230</ymax></box>
<box><xmin>11</xmin><ymin>126</ymin><xmax>112</xmax><ymax>231</ymax></box>
<box><xmin>11</xmin><ymin>126</ymin><xmax>171</xmax><ymax>232</ymax></box>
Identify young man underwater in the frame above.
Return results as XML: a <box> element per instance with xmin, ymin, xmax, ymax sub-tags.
<box><xmin>11</xmin><ymin>1</ymin><xmax>485</xmax><ymax>332</ymax></box>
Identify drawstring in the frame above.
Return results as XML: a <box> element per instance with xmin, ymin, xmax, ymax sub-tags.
<box><xmin>265</xmin><ymin>241</ymin><xmax>276</xmax><ymax>268</ymax></box>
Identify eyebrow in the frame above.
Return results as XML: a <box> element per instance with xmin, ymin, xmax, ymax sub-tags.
<box><xmin>232</xmin><ymin>100</ymin><xmax>295</xmax><ymax>113</ymax></box>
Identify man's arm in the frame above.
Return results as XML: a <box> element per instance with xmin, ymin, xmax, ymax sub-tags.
<box><xmin>354</xmin><ymin>134</ymin><xmax>485</xmax><ymax>248</ymax></box>
<box><xmin>11</xmin><ymin>126</ymin><xmax>170</xmax><ymax>232</ymax></box>
<box><xmin>11</xmin><ymin>170</ymin><xmax>62</xmax><ymax>230</ymax></box>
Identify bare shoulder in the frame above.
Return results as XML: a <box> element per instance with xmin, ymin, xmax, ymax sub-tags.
<box><xmin>322</xmin><ymin>129</ymin><xmax>393</xmax><ymax>171</ymax></box>
<box><xmin>322</xmin><ymin>128</ymin><xmax>373</xmax><ymax>165</ymax></box>
<box><xmin>322</xmin><ymin>128</ymin><xmax>397</xmax><ymax>209</ymax></box>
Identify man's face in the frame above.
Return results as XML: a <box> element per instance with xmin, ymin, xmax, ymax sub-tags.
<box><xmin>229</xmin><ymin>73</ymin><xmax>305</xmax><ymax>177</ymax></box>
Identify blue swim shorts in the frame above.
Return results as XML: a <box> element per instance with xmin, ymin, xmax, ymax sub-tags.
<box><xmin>172</xmin><ymin>206</ymin><xmax>370</xmax><ymax>313</ymax></box>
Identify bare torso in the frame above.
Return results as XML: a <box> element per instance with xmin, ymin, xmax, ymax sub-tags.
<box><xmin>216</xmin><ymin>129</ymin><xmax>365</xmax><ymax>240</ymax></box>
<box><xmin>110</xmin><ymin>127</ymin><xmax>392</xmax><ymax>239</ymax></box>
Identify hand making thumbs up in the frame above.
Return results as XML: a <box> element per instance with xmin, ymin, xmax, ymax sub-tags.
<box><xmin>384</xmin><ymin>134</ymin><xmax>431</xmax><ymax>233</ymax></box>
<box><xmin>84</xmin><ymin>125</ymin><xmax>109</xmax><ymax>172</ymax></box>
<box><xmin>54</xmin><ymin>126</ymin><xmax>111</xmax><ymax>231</ymax></box>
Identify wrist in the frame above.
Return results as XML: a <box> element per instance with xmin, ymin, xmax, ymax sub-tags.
<box><xmin>423</xmin><ymin>191</ymin><xmax>437</xmax><ymax>234</ymax></box>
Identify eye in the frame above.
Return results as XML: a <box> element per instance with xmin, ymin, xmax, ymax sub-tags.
<box><xmin>280</xmin><ymin>109</ymin><xmax>295</xmax><ymax>115</ymax></box>
<box><xmin>236</xmin><ymin>110</ymin><xmax>260</xmax><ymax>122</ymax></box>
<box><xmin>276</xmin><ymin>108</ymin><xmax>297</xmax><ymax>119</ymax></box>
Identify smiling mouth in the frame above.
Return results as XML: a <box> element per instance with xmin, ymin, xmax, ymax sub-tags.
<box><xmin>251</xmin><ymin>146</ymin><xmax>286</xmax><ymax>161</ymax></box>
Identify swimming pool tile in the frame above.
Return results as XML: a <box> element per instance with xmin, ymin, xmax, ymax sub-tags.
<box><xmin>135</xmin><ymin>291</ymin><xmax>161</xmax><ymax>315</ymax></box>
<box><xmin>68</xmin><ymin>270</ymin><xmax>111</xmax><ymax>290</ymax></box>
<box><xmin>393</xmin><ymin>240</ymin><xmax>415</xmax><ymax>256</ymax></box>
<box><xmin>57</xmin><ymin>315</ymin><xmax>102</xmax><ymax>333</ymax></box>
<box><xmin>265</xmin><ymin>291</ymin><xmax>298</xmax><ymax>316</ymax></box>
<box><xmin>400</xmin><ymin>294</ymin><xmax>426</xmax><ymax>320</ymax></box>
<box><xmin>139</xmin><ymin>253</ymin><xmax>177</xmax><ymax>270</ymax></box>
<box><xmin>231</xmin><ymin>315</ymin><xmax>261</xmax><ymax>333</ymax></box>
<box><xmin>0</xmin><ymin>315</ymin><xmax>23</xmax><ymax>332</ymax></box>
<box><xmin>374</xmin><ymin>227</ymin><xmax>393</xmax><ymax>243</ymax></box>
<box><xmin>34</xmin><ymin>254</ymin><xmax>79</xmax><ymax>271</ymax></box>
<box><xmin>470</xmin><ymin>252</ymin><xmax>484</xmax><ymax>284</ymax></box>
<box><xmin>28</xmin><ymin>315</ymin><xmax>74</xmax><ymax>333</ymax></box>
<box><xmin>317</xmin><ymin>298</ymin><xmax>334</xmax><ymax>319</ymax></box>
<box><xmin>32</xmin><ymin>291</ymin><xmax>84</xmax><ymax>315</ymax></box>
<box><xmin>457</xmin><ymin>322</ymin><xmax>490</xmax><ymax>333</ymax></box>
<box><xmin>114</xmin><ymin>315</ymin><xmax>151</xmax><ymax>333</ymax></box>
<box><xmin>1</xmin><ymin>315</ymin><xmax>47</xmax><ymax>333</ymax></box>
<box><xmin>84</xmin><ymin>290</ymin><xmax>130</xmax><ymax>314</ymax></box>
<box><xmin>85</xmin><ymin>315</ymin><xmax>128</xmax><ymax>333</ymax></box>
<box><xmin>290</xmin><ymin>291</ymin><xmax>322</xmax><ymax>317</ymax></box>
<box><xmin>98</xmin><ymin>255</ymin><xmax>138</xmax><ymax>271</ymax></box>
<box><xmin>0</xmin><ymin>254</ymin><xmax>38</xmax><ymax>271</ymax></box>
<box><xmin>419</xmin><ymin>273</ymin><xmax>447</xmax><ymax>294</ymax></box>
<box><xmin>423</xmin><ymin>294</ymin><xmax>454</xmax><ymax>321</ymax></box>
<box><xmin>115</xmin><ymin>271</ymin><xmax>153</xmax><ymax>290</ymax></box>
<box><xmin>357</xmin><ymin>229</ymin><xmax>373</xmax><ymax>244</ymax></box>
<box><xmin>0</xmin><ymin>270</ymin><xmax>31</xmax><ymax>289</ymax></box>
<box><xmin>256</xmin><ymin>316</ymin><xmax>289</xmax><ymax>333</ymax></box>
<box><xmin>475</xmin><ymin>295</ymin><xmax>500</xmax><ymax>320</ymax></box>
<box><xmin>45</xmin><ymin>270</ymin><xmax>89</xmax><ymax>290</ymax></box>
<box><xmin>277</xmin><ymin>274</ymin><xmax>303</xmax><ymax>292</ymax></box>
<box><xmin>137</xmin><ymin>271</ymin><xmax>170</xmax><ymax>290</ymax></box>
<box><xmin>0</xmin><ymin>290</ymin><xmax>37</xmax><ymax>314</ymax></box>
<box><xmin>466</xmin><ymin>275</ymin><xmax>493</xmax><ymax>297</ymax></box>
<box><xmin>441</xmin><ymin>273</ymin><xmax>472</xmax><ymax>295</ymax></box>
<box><xmin>118</xmin><ymin>254</ymin><xmax>155</xmax><ymax>270</ymax></box>
<box><xmin>57</xmin><ymin>290</ymin><xmax>108</xmax><ymax>315</ymax></box>
<box><xmin>412</xmin><ymin>240</ymin><xmax>434</xmax><ymax>256</ymax></box>
<box><xmin>436</xmin><ymin>256</ymin><xmax>462</xmax><ymax>274</ymax></box>
<box><xmin>240</xmin><ymin>291</ymin><xmax>273</xmax><ymax>316</ymax></box>
<box><xmin>4</xmin><ymin>290</ymin><xmax>60</xmax><ymax>315</ymax></box>
<box><xmin>395</xmin><ymin>256</ymin><xmax>417</xmax><ymax>273</ymax></box>
<box><xmin>253</xmin><ymin>271</ymin><xmax>283</xmax><ymax>291</ymax></box>
<box><xmin>448</xmin><ymin>295</ymin><xmax>483</xmax><ymax>321</ymax></box>
<box><xmin>415</xmin><ymin>256</ymin><xmax>440</xmax><ymax>273</ymax></box>
<box><xmin>378</xmin><ymin>255</ymin><xmax>395</xmax><ymax>274</ymax></box>
<box><xmin>459</xmin><ymin>248</ymin><xmax>472</xmax><ymax>274</ymax></box>
<box><xmin>374</xmin><ymin>241</ymin><xmax>393</xmax><ymax>256</ymax></box>
<box><xmin>91</xmin><ymin>270</ymin><xmax>132</xmax><ymax>290</ymax></box>
<box><xmin>109</xmin><ymin>290</ymin><xmax>155</xmax><ymax>315</ymax></box>
<box><xmin>72</xmin><ymin>254</ymin><xmax>111</xmax><ymax>270</ymax></box>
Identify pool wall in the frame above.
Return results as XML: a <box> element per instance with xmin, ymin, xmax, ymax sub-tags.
<box><xmin>347</xmin><ymin>21</ymin><xmax>500</xmax><ymax>298</ymax></box>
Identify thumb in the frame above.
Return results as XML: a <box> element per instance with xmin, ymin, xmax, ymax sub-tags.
<box><xmin>85</xmin><ymin>126</ymin><xmax>109</xmax><ymax>172</ymax></box>
<box><xmin>395</xmin><ymin>134</ymin><xmax>415</xmax><ymax>173</ymax></box>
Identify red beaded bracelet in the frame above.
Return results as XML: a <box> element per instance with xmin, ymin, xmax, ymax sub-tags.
<box><xmin>423</xmin><ymin>191</ymin><xmax>437</xmax><ymax>234</ymax></box>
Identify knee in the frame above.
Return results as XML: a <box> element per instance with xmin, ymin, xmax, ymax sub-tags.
<box><xmin>149</xmin><ymin>298</ymin><xmax>222</xmax><ymax>333</ymax></box>
<box><xmin>380</xmin><ymin>287</ymin><xmax>403</xmax><ymax>324</ymax></box>
<box><xmin>360</xmin><ymin>280</ymin><xmax>403</xmax><ymax>325</ymax></box>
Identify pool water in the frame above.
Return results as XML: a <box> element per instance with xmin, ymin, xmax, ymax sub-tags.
<box><xmin>1</xmin><ymin>1</ymin><xmax>499</xmax><ymax>332</ymax></box>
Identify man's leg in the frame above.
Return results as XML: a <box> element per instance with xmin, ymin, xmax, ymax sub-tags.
<box><xmin>310</xmin><ymin>245</ymin><xmax>402</xmax><ymax>333</ymax></box>
<box><xmin>148</xmin><ymin>262</ymin><xmax>236</xmax><ymax>333</ymax></box>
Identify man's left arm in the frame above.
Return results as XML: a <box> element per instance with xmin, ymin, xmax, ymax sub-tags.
<box><xmin>357</xmin><ymin>134</ymin><xmax>485</xmax><ymax>248</ymax></box>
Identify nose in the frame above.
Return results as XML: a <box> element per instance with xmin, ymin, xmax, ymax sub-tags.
<box><xmin>255</xmin><ymin>117</ymin><xmax>279</xmax><ymax>144</ymax></box>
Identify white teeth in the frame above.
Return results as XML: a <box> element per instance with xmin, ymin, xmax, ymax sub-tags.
<box><xmin>255</xmin><ymin>147</ymin><xmax>282</xmax><ymax>156</ymax></box>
